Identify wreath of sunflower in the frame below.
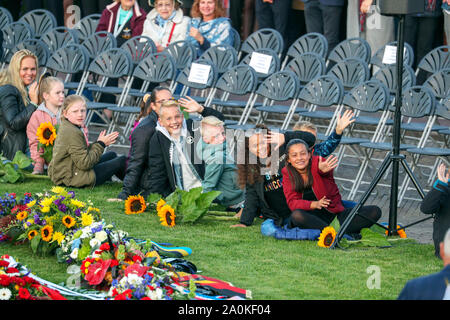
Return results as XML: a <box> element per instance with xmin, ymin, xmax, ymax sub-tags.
<box><xmin>36</xmin><ymin>122</ymin><xmax>57</xmax><ymax>146</ymax></box>
<box><xmin>41</xmin><ymin>225</ymin><xmax>53</xmax><ymax>242</ymax></box>
<box><xmin>27</xmin><ymin>230</ymin><xmax>38</xmax><ymax>241</ymax></box>
<box><xmin>62</xmin><ymin>215</ymin><xmax>76</xmax><ymax>228</ymax></box>
<box><xmin>16</xmin><ymin>211</ymin><xmax>28</xmax><ymax>221</ymax></box>
<box><xmin>157</xmin><ymin>204</ymin><xmax>176</xmax><ymax>228</ymax></box>
<box><xmin>125</xmin><ymin>195</ymin><xmax>146</xmax><ymax>215</ymax></box>
<box><xmin>317</xmin><ymin>226</ymin><xmax>336</xmax><ymax>248</ymax></box>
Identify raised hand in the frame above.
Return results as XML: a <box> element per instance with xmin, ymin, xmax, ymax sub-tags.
<box><xmin>335</xmin><ymin>109</ymin><xmax>356</xmax><ymax>135</ymax></box>
<box><xmin>28</xmin><ymin>81</ymin><xmax>39</xmax><ymax>105</ymax></box>
<box><xmin>178</xmin><ymin>96</ymin><xmax>204</xmax><ymax>114</ymax></box>
<box><xmin>264</xmin><ymin>131</ymin><xmax>284</xmax><ymax>151</ymax></box>
<box><xmin>437</xmin><ymin>163</ymin><xmax>450</xmax><ymax>183</ymax></box>
<box><xmin>318</xmin><ymin>155</ymin><xmax>339</xmax><ymax>173</ymax></box>
<box><xmin>97</xmin><ymin>130</ymin><xmax>119</xmax><ymax>147</ymax></box>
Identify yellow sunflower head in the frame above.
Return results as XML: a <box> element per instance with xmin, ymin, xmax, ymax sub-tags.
<box><xmin>125</xmin><ymin>195</ymin><xmax>147</xmax><ymax>215</ymax></box>
<box><xmin>158</xmin><ymin>204</ymin><xmax>176</xmax><ymax>228</ymax></box>
<box><xmin>16</xmin><ymin>211</ymin><xmax>28</xmax><ymax>221</ymax></box>
<box><xmin>27</xmin><ymin>230</ymin><xmax>38</xmax><ymax>241</ymax></box>
<box><xmin>62</xmin><ymin>215</ymin><xmax>76</xmax><ymax>228</ymax></box>
<box><xmin>156</xmin><ymin>199</ymin><xmax>166</xmax><ymax>212</ymax></box>
<box><xmin>41</xmin><ymin>225</ymin><xmax>54</xmax><ymax>242</ymax></box>
<box><xmin>317</xmin><ymin>226</ymin><xmax>336</xmax><ymax>248</ymax></box>
<box><xmin>36</xmin><ymin>122</ymin><xmax>57</xmax><ymax>146</ymax></box>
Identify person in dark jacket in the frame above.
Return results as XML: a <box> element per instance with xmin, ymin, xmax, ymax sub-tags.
<box><xmin>147</xmin><ymin>97</ymin><xmax>224</xmax><ymax>197</ymax></box>
<box><xmin>231</xmin><ymin>124</ymin><xmax>317</xmax><ymax>228</ymax></box>
<box><xmin>398</xmin><ymin>228</ymin><xmax>450</xmax><ymax>300</ymax></box>
<box><xmin>0</xmin><ymin>49</ymin><xmax>39</xmax><ymax>160</ymax></box>
<box><xmin>117</xmin><ymin>86</ymin><xmax>172</xmax><ymax>200</ymax></box>
<box><xmin>420</xmin><ymin>163</ymin><xmax>450</xmax><ymax>258</ymax></box>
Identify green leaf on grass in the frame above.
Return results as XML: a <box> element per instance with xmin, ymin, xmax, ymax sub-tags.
<box><xmin>3</xmin><ymin>163</ymin><xmax>21</xmax><ymax>183</ymax></box>
<box><xmin>12</xmin><ymin>150</ymin><xmax>32</xmax><ymax>169</ymax></box>
<box><xmin>147</xmin><ymin>193</ymin><xmax>162</xmax><ymax>205</ymax></box>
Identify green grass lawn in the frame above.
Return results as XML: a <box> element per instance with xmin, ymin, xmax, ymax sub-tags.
<box><xmin>0</xmin><ymin>179</ymin><xmax>443</xmax><ymax>300</ymax></box>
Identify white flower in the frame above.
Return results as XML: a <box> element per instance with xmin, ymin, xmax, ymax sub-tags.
<box><xmin>89</xmin><ymin>238</ymin><xmax>101</xmax><ymax>249</ymax></box>
<box><xmin>70</xmin><ymin>248</ymin><xmax>79</xmax><ymax>259</ymax></box>
<box><xmin>0</xmin><ymin>288</ymin><xmax>12</xmax><ymax>300</ymax></box>
<box><xmin>95</xmin><ymin>231</ymin><xmax>107</xmax><ymax>242</ymax></box>
<box><xmin>147</xmin><ymin>287</ymin><xmax>163</xmax><ymax>300</ymax></box>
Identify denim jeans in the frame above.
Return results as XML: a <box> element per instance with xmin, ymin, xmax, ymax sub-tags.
<box><xmin>93</xmin><ymin>151</ymin><xmax>126</xmax><ymax>186</ymax></box>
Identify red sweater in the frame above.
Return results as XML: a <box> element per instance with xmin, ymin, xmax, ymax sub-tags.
<box><xmin>96</xmin><ymin>1</ymin><xmax>147</xmax><ymax>38</ymax></box>
<box><xmin>281</xmin><ymin>155</ymin><xmax>344</xmax><ymax>214</ymax></box>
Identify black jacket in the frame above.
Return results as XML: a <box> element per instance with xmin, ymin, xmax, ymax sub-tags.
<box><xmin>239</xmin><ymin>130</ymin><xmax>316</xmax><ymax>227</ymax></box>
<box><xmin>420</xmin><ymin>179</ymin><xmax>450</xmax><ymax>258</ymax></box>
<box><xmin>0</xmin><ymin>84</ymin><xmax>36</xmax><ymax>160</ymax></box>
<box><xmin>146</xmin><ymin>107</ymin><xmax>225</xmax><ymax>198</ymax></box>
<box><xmin>117</xmin><ymin>111</ymin><xmax>158</xmax><ymax>200</ymax></box>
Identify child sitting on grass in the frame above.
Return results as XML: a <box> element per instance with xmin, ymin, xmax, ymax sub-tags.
<box><xmin>26</xmin><ymin>76</ymin><xmax>65</xmax><ymax>175</ymax></box>
<box><xmin>48</xmin><ymin>94</ymin><xmax>126</xmax><ymax>188</ymax></box>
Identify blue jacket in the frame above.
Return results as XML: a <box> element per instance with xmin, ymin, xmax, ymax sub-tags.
<box><xmin>398</xmin><ymin>265</ymin><xmax>450</xmax><ymax>300</ymax></box>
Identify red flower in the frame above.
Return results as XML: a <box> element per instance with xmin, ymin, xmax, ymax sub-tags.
<box><xmin>10</xmin><ymin>193</ymin><xmax>16</xmax><ymax>198</ymax></box>
<box><xmin>141</xmin><ymin>297</ymin><xmax>151</xmax><ymax>300</ymax></box>
<box><xmin>99</xmin><ymin>243</ymin><xmax>110</xmax><ymax>252</ymax></box>
<box><xmin>18</xmin><ymin>288</ymin><xmax>31</xmax><ymax>300</ymax></box>
<box><xmin>0</xmin><ymin>274</ymin><xmax>11</xmax><ymax>286</ymax></box>
<box><xmin>24</xmin><ymin>193</ymin><xmax>32</xmax><ymax>197</ymax></box>
<box><xmin>85</xmin><ymin>259</ymin><xmax>112</xmax><ymax>286</ymax></box>
<box><xmin>0</xmin><ymin>260</ymin><xmax>9</xmax><ymax>267</ymax></box>
<box><xmin>114</xmin><ymin>293</ymin><xmax>127</xmax><ymax>300</ymax></box>
<box><xmin>124</xmin><ymin>263</ymin><xmax>148</xmax><ymax>278</ymax></box>
<box><xmin>11</xmin><ymin>277</ymin><xmax>26</xmax><ymax>287</ymax></box>
<box><xmin>6</xmin><ymin>267</ymin><xmax>19</xmax><ymax>274</ymax></box>
<box><xmin>11</xmin><ymin>204</ymin><xmax>28</xmax><ymax>214</ymax></box>
<box><xmin>132</xmin><ymin>255</ymin><xmax>142</xmax><ymax>263</ymax></box>
<box><xmin>110</xmin><ymin>259</ymin><xmax>119</xmax><ymax>268</ymax></box>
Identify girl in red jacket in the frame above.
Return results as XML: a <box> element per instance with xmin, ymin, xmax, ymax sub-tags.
<box><xmin>281</xmin><ymin>139</ymin><xmax>381</xmax><ymax>235</ymax></box>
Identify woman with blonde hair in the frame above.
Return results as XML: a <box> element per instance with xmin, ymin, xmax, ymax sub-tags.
<box><xmin>142</xmin><ymin>0</ymin><xmax>191</xmax><ymax>52</ymax></box>
<box><xmin>187</xmin><ymin>0</ymin><xmax>234</xmax><ymax>56</ymax></box>
<box><xmin>0</xmin><ymin>49</ymin><xmax>39</xmax><ymax>160</ymax></box>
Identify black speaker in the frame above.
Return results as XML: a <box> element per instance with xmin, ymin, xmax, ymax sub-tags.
<box><xmin>378</xmin><ymin>0</ymin><xmax>425</xmax><ymax>16</ymax></box>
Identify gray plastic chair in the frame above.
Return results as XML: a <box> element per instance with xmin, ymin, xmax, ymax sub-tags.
<box><xmin>283</xmin><ymin>52</ymin><xmax>326</xmax><ymax>86</ymax></box>
<box><xmin>81</xmin><ymin>48</ymin><xmax>133</xmax><ymax>126</ymax></box>
<box><xmin>72</xmin><ymin>14</ymin><xmax>102</xmax><ymax>43</ymax></box>
<box><xmin>1</xmin><ymin>22</ymin><xmax>33</xmax><ymax>66</ymax></box>
<box><xmin>370</xmin><ymin>41</ymin><xmax>414</xmax><ymax>68</ymax></box>
<box><xmin>230</xmin><ymin>27</ymin><xmax>241</xmax><ymax>52</ymax></box>
<box><xmin>81</xmin><ymin>31</ymin><xmax>117</xmax><ymax>61</ymax></box>
<box><xmin>19</xmin><ymin>9</ymin><xmax>57</xmax><ymax>38</ymax></box>
<box><xmin>12</xmin><ymin>39</ymin><xmax>50</xmax><ymax>70</ymax></box>
<box><xmin>237</xmin><ymin>70</ymin><xmax>299</xmax><ymax>128</ymax></box>
<box><xmin>164</xmin><ymin>40</ymin><xmax>197</xmax><ymax>70</ymax></box>
<box><xmin>120</xmin><ymin>35</ymin><xmax>157</xmax><ymax>67</ymax></box>
<box><xmin>281</xmin><ymin>32</ymin><xmax>328</xmax><ymax>69</ymax></box>
<box><xmin>172</xmin><ymin>59</ymin><xmax>218</xmax><ymax>104</ymax></box>
<box><xmin>0</xmin><ymin>7</ymin><xmax>13</xmax><ymax>30</ymax></box>
<box><xmin>296</xmin><ymin>75</ymin><xmax>345</xmax><ymax>126</ymax></box>
<box><xmin>416</xmin><ymin>45</ymin><xmax>450</xmax><ymax>77</ymax></box>
<box><xmin>371</xmin><ymin>64</ymin><xmax>416</xmax><ymax>97</ymax></box>
<box><xmin>423</xmin><ymin>68</ymin><xmax>450</xmax><ymax>101</ymax></box>
<box><xmin>327</xmin><ymin>57</ymin><xmax>370</xmax><ymax>91</ymax></box>
<box><xmin>107</xmin><ymin>52</ymin><xmax>177</xmax><ymax>139</ymax></box>
<box><xmin>239</xmin><ymin>28</ymin><xmax>284</xmax><ymax>60</ymax></box>
<box><xmin>46</xmin><ymin>44</ymin><xmax>90</xmax><ymax>92</ymax></box>
<box><xmin>327</xmin><ymin>37</ymin><xmax>371</xmax><ymax>66</ymax></box>
<box><xmin>208</xmin><ymin>65</ymin><xmax>259</xmax><ymax>125</ymax></box>
<box><xmin>239</xmin><ymin>48</ymin><xmax>281</xmax><ymax>81</ymax></box>
<box><xmin>198</xmin><ymin>44</ymin><xmax>238</xmax><ymax>74</ymax></box>
<box><xmin>41</xmin><ymin>26</ymin><xmax>79</xmax><ymax>52</ymax></box>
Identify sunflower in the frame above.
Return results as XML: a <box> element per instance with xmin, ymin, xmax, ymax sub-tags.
<box><xmin>16</xmin><ymin>211</ymin><xmax>28</xmax><ymax>221</ymax></box>
<box><xmin>317</xmin><ymin>226</ymin><xmax>336</xmax><ymax>248</ymax></box>
<box><xmin>125</xmin><ymin>195</ymin><xmax>146</xmax><ymax>215</ymax></box>
<box><xmin>52</xmin><ymin>231</ymin><xmax>65</xmax><ymax>245</ymax></box>
<box><xmin>385</xmin><ymin>225</ymin><xmax>407</xmax><ymax>239</ymax></box>
<box><xmin>36</xmin><ymin>122</ymin><xmax>57</xmax><ymax>146</ymax></box>
<box><xmin>41</xmin><ymin>225</ymin><xmax>53</xmax><ymax>242</ymax></box>
<box><xmin>62</xmin><ymin>215</ymin><xmax>76</xmax><ymax>228</ymax></box>
<box><xmin>156</xmin><ymin>199</ymin><xmax>166</xmax><ymax>212</ymax></box>
<box><xmin>27</xmin><ymin>230</ymin><xmax>38</xmax><ymax>241</ymax></box>
<box><xmin>158</xmin><ymin>204</ymin><xmax>176</xmax><ymax>228</ymax></box>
